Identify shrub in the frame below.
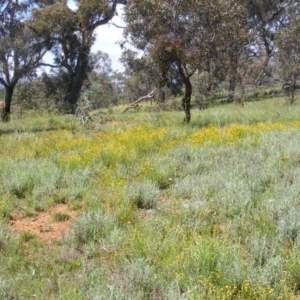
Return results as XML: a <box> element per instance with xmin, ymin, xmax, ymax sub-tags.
<box><xmin>125</xmin><ymin>180</ymin><xmax>160</xmax><ymax>209</ymax></box>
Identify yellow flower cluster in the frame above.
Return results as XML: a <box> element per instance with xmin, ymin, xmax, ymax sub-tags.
<box><xmin>188</xmin><ymin>121</ymin><xmax>300</xmax><ymax>147</ymax></box>
<box><xmin>5</xmin><ymin>120</ymin><xmax>300</xmax><ymax>167</ymax></box>
<box><xmin>188</xmin><ymin>278</ymin><xmax>287</xmax><ymax>300</ymax></box>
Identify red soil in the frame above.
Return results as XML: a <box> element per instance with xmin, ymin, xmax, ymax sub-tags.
<box><xmin>10</xmin><ymin>204</ymin><xmax>79</xmax><ymax>243</ymax></box>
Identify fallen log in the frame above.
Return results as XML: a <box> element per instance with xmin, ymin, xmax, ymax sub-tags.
<box><xmin>122</xmin><ymin>89</ymin><xmax>156</xmax><ymax>113</ymax></box>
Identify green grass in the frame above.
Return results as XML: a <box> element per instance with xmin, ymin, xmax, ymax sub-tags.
<box><xmin>53</xmin><ymin>213</ymin><xmax>71</xmax><ymax>222</ymax></box>
<box><xmin>1</xmin><ymin>97</ymin><xmax>300</xmax><ymax>298</ymax></box>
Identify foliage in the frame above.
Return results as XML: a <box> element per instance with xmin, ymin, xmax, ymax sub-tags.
<box><xmin>276</xmin><ymin>12</ymin><xmax>300</xmax><ymax>104</ymax></box>
<box><xmin>0</xmin><ymin>0</ymin><xmax>48</xmax><ymax>119</ymax></box>
<box><xmin>125</xmin><ymin>180</ymin><xmax>159</xmax><ymax>209</ymax></box>
<box><xmin>75</xmin><ymin>95</ymin><xmax>93</xmax><ymax>126</ymax></box>
<box><xmin>31</xmin><ymin>0</ymin><xmax>127</xmax><ymax>112</ymax></box>
<box><xmin>242</xmin><ymin>0</ymin><xmax>292</xmax><ymax>86</ymax></box>
<box><xmin>11</xmin><ymin>50</ymin><xmax>121</xmax><ymax>112</ymax></box>
<box><xmin>125</xmin><ymin>0</ymin><xmax>248</xmax><ymax>122</ymax></box>
<box><xmin>120</xmin><ymin>49</ymin><xmax>183</xmax><ymax>104</ymax></box>
<box><xmin>85</xmin><ymin>51</ymin><xmax>121</xmax><ymax>108</ymax></box>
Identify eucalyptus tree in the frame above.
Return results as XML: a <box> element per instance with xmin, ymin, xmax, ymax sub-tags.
<box><xmin>120</xmin><ymin>49</ymin><xmax>184</xmax><ymax>104</ymax></box>
<box><xmin>85</xmin><ymin>50</ymin><xmax>121</xmax><ymax>108</ymax></box>
<box><xmin>125</xmin><ymin>0</ymin><xmax>247</xmax><ymax>122</ymax></box>
<box><xmin>32</xmin><ymin>0</ymin><xmax>127</xmax><ymax>113</ymax></box>
<box><xmin>0</xmin><ymin>0</ymin><xmax>48</xmax><ymax>120</ymax></box>
<box><xmin>276</xmin><ymin>12</ymin><xmax>300</xmax><ymax>103</ymax></box>
<box><xmin>242</xmin><ymin>0</ymin><xmax>293</xmax><ymax>87</ymax></box>
<box><xmin>120</xmin><ymin>50</ymin><xmax>155</xmax><ymax>102</ymax></box>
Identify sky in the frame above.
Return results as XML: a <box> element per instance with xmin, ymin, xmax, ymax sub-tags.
<box><xmin>91</xmin><ymin>8</ymin><xmax>127</xmax><ymax>72</ymax></box>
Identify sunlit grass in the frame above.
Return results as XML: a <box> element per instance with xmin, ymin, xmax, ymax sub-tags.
<box><xmin>1</xmin><ymin>98</ymin><xmax>300</xmax><ymax>298</ymax></box>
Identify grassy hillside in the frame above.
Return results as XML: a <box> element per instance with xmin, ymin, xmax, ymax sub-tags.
<box><xmin>1</xmin><ymin>97</ymin><xmax>300</xmax><ymax>299</ymax></box>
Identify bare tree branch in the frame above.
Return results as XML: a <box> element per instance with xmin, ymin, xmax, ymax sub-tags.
<box><xmin>108</xmin><ymin>22</ymin><xmax>126</xmax><ymax>29</ymax></box>
<box><xmin>39</xmin><ymin>62</ymin><xmax>61</xmax><ymax>68</ymax></box>
<box><xmin>90</xmin><ymin>0</ymin><xmax>118</xmax><ymax>30</ymax></box>
<box><xmin>122</xmin><ymin>89</ymin><xmax>157</xmax><ymax>113</ymax></box>
<box><xmin>0</xmin><ymin>77</ymin><xmax>8</xmax><ymax>88</ymax></box>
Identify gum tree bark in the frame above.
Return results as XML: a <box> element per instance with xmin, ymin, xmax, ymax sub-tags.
<box><xmin>177</xmin><ymin>62</ymin><xmax>193</xmax><ymax>122</ymax></box>
<box><xmin>2</xmin><ymin>84</ymin><xmax>15</xmax><ymax>121</ymax></box>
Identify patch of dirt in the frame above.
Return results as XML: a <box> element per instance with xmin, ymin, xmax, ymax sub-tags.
<box><xmin>10</xmin><ymin>204</ymin><xmax>79</xmax><ymax>243</ymax></box>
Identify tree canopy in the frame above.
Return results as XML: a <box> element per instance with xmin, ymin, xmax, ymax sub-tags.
<box><xmin>31</xmin><ymin>0</ymin><xmax>127</xmax><ymax>112</ymax></box>
<box><xmin>0</xmin><ymin>0</ymin><xmax>48</xmax><ymax>120</ymax></box>
<box><xmin>124</xmin><ymin>0</ymin><xmax>248</xmax><ymax>121</ymax></box>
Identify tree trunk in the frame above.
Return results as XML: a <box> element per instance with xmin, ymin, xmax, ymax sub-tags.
<box><xmin>157</xmin><ymin>89</ymin><xmax>165</xmax><ymax>103</ymax></box>
<box><xmin>177</xmin><ymin>62</ymin><xmax>192</xmax><ymax>123</ymax></box>
<box><xmin>182</xmin><ymin>78</ymin><xmax>192</xmax><ymax>123</ymax></box>
<box><xmin>255</xmin><ymin>55</ymin><xmax>271</xmax><ymax>87</ymax></box>
<box><xmin>64</xmin><ymin>55</ymin><xmax>89</xmax><ymax>113</ymax></box>
<box><xmin>157</xmin><ymin>72</ymin><xmax>168</xmax><ymax>103</ymax></box>
<box><xmin>283</xmin><ymin>80</ymin><xmax>297</xmax><ymax>105</ymax></box>
<box><xmin>227</xmin><ymin>77</ymin><xmax>236</xmax><ymax>102</ymax></box>
<box><xmin>2</xmin><ymin>85</ymin><xmax>14</xmax><ymax>122</ymax></box>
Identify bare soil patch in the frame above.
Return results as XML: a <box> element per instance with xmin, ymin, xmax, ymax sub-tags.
<box><xmin>10</xmin><ymin>204</ymin><xmax>79</xmax><ymax>243</ymax></box>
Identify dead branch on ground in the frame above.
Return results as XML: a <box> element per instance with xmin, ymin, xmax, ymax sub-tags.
<box><xmin>122</xmin><ymin>89</ymin><xmax>157</xmax><ymax>113</ymax></box>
